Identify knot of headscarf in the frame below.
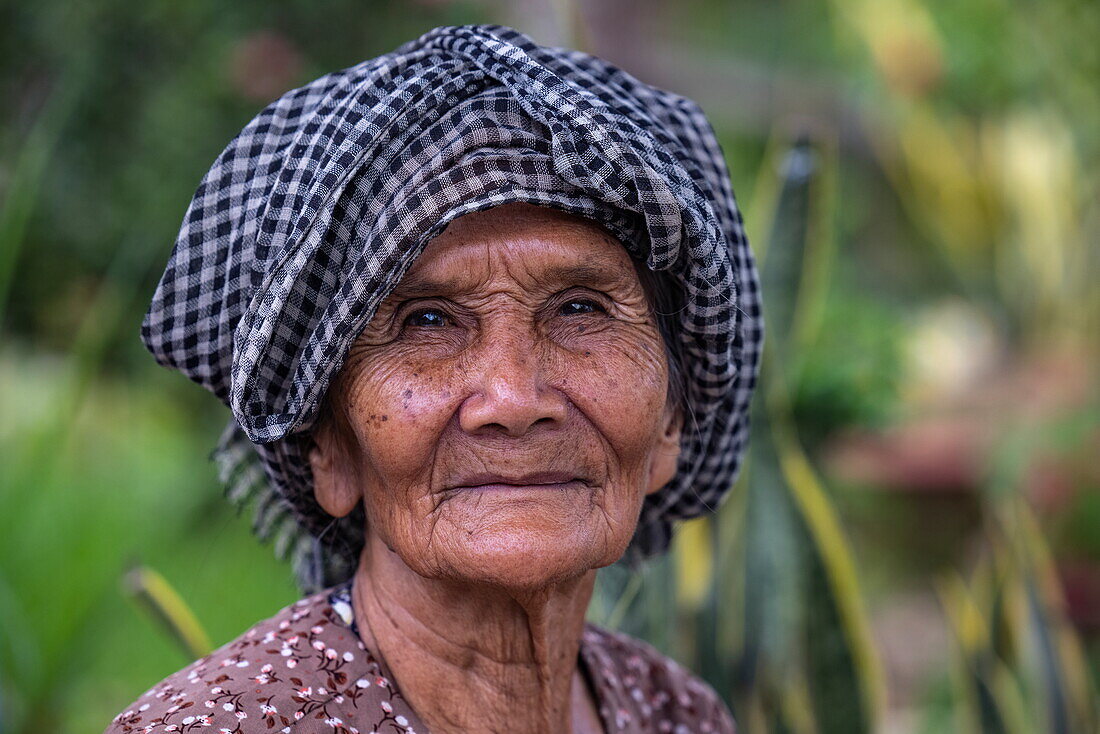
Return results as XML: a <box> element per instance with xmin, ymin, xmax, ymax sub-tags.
<box><xmin>142</xmin><ymin>24</ymin><xmax>762</xmax><ymax>591</ymax></box>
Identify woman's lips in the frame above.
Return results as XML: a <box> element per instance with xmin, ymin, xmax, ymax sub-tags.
<box><xmin>447</xmin><ymin>471</ymin><xmax>586</xmax><ymax>492</ymax></box>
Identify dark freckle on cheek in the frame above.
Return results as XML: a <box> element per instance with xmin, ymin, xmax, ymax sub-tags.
<box><xmin>381</xmin><ymin>415</ymin><xmax>388</xmax><ymax>422</ymax></box>
<box><xmin>584</xmin><ymin>351</ymin><xmax>591</xmax><ymax>357</ymax></box>
<box><xmin>577</xmin><ymin>325</ymin><xmax>586</xmax><ymax>333</ymax></box>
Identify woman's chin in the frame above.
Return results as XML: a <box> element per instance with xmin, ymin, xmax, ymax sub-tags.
<box><xmin>391</xmin><ymin>490</ymin><xmax>631</xmax><ymax>587</ymax></box>
<box><xmin>427</xmin><ymin>521</ymin><xmax>630</xmax><ymax>591</ymax></box>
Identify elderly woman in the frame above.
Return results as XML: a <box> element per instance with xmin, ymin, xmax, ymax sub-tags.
<box><xmin>108</xmin><ymin>25</ymin><xmax>761</xmax><ymax>734</ymax></box>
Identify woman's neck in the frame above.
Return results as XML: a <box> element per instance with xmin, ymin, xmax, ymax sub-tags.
<box><xmin>351</xmin><ymin>535</ymin><xmax>603</xmax><ymax>734</ymax></box>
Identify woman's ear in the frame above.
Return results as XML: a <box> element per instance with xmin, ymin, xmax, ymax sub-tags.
<box><xmin>308</xmin><ymin>419</ymin><xmax>361</xmax><ymax>518</ymax></box>
<box><xmin>646</xmin><ymin>404</ymin><xmax>683</xmax><ymax>495</ymax></box>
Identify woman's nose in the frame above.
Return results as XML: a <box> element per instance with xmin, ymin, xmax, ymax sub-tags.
<box><xmin>458</xmin><ymin>329</ymin><xmax>568</xmax><ymax>438</ymax></box>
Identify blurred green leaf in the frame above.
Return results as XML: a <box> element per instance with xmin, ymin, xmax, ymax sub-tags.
<box><xmin>125</xmin><ymin>566</ymin><xmax>213</xmax><ymax>661</ymax></box>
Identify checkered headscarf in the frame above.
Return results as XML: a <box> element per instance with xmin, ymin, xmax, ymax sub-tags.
<box><xmin>142</xmin><ymin>25</ymin><xmax>762</xmax><ymax>591</ymax></box>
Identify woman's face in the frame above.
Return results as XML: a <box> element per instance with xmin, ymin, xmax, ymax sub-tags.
<box><xmin>310</xmin><ymin>203</ymin><xmax>681</xmax><ymax>590</ymax></box>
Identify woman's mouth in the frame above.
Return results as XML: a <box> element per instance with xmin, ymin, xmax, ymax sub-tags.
<box><xmin>447</xmin><ymin>471</ymin><xmax>586</xmax><ymax>492</ymax></box>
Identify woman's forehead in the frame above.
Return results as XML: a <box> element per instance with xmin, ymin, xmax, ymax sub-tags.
<box><xmin>394</xmin><ymin>203</ymin><xmax>640</xmax><ymax>296</ymax></box>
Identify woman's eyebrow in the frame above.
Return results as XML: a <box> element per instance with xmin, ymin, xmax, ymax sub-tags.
<box><xmin>542</xmin><ymin>263</ymin><xmax>627</xmax><ymax>288</ymax></box>
<box><xmin>388</xmin><ymin>273</ymin><xmax>456</xmax><ymax>298</ymax></box>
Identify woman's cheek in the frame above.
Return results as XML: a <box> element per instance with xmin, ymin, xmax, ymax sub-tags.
<box><xmin>564</xmin><ymin>335</ymin><xmax>669</xmax><ymax>459</ymax></box>
<box><xmin>346</xmin><ymin>359</ymin><xmax>456</xmax><ymax>480</ymax></box>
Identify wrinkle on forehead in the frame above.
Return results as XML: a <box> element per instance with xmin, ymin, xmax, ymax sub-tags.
<box><xmin>393</xmin><ymin>203</ymin><xmax>637</xmax><ymax>299</ymax></box>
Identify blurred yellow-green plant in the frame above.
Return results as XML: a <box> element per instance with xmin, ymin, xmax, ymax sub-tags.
<box><xmin>938</xmin><ymin>501</ymin><xmax>1098</xmax><ymax>734</ymax></box>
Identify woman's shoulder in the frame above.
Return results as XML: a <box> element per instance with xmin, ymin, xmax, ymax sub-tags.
<box><xmin>581</xmin><ymin>624</ymin><xmax>736</xmax><ymax>734</ymax></box>
<box><xmin>105</xmin><ymin>587</ymin><xmax>407</xmax><ymax>734</ymax></box>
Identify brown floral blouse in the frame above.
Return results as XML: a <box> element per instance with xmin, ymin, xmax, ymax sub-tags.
<box><xmin>105</xmin><ymin>584</ymin><xmax>735</xmax><ymax>734</ymax></box>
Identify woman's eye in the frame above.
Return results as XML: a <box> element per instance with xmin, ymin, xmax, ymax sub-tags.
<box><xmin>403</xmin><ymin>308</ymin><xmax>450</xmax><ymax>328</ymax></box>
<box><xmin>559</xmin><ymin>298</ymin><xmax>605</xmax><ymax>316</ymax></box>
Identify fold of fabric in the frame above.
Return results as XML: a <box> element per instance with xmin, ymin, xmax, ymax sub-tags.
<box><xmin>142</xmin><ymin>24</ymin><xmax>762</xmax><ymax>590</ymax></box>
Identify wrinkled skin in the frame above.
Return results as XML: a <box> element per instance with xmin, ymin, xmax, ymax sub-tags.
<box><xmin>309</xmin><ymin>202</ymin><xmax>682</xmax><ymax>734</ymax></box>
